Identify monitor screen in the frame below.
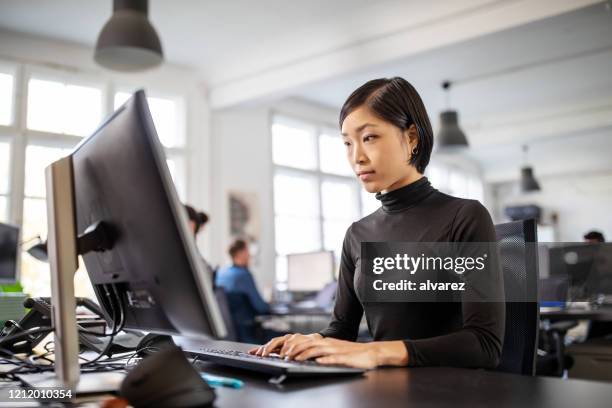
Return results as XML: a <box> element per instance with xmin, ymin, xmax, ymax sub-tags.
<box><xmin>549</xmin><ymin>243</ymin><xmax>612</xmax><ymax>300</ymax></box>
<box><xmin>287</xmin><ymin>251</ymin><xmax>335</xmax><ymax>292</ymax></box>
<box><xmin>0</xmin><ymin>223</ymin><xmax>19</xmax><ymax>283</ymax></box>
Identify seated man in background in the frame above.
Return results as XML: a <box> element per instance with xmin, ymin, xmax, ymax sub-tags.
<box><xmin>216</xmin><ymin>239</ymin><xmax>270</xmax><ymax>342</ymax></box>
<box><xmin>583</xmin><ymin>230</ymin><xmax>612</xmax><ymax>340</ymax></box>
<box><xmin>584</xmin><ymin>230</ymin><xmax>605</xmax><ymax>244</ymax></box>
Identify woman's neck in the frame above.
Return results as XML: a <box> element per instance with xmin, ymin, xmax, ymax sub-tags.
<box><xmin>381</xmin><ymin>172</ymin><xmax>423</xmax><ymax>194</ymax></box>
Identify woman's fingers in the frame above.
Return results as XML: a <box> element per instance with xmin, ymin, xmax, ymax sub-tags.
<box><xmin>247</xmin><ymin>346</ymin><xmax>260</xmax><ymax>354</ymax></box>
<box><xmin>256</xmin><ymin>334</ymin><xmax>290</xmax><ymax>356</ymax></box>
<box><xmin>293</xmin><ymin>345</ymin><xmax>336</xmax><ymax>361</ymax></box>
<box><xmin>279</xmin><ymin>334</ymin><xmax>300</xmax><ymax>357</ymax></box>
<box><xmin>284</xmin><ymin>338</ymin><xmax>319</xmax><ymax>359</ymax></box>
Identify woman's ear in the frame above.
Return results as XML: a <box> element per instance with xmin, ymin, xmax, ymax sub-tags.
<box><xmin>407</xmin><ymin>124</ymin><xmax>419</xmax><ymax>150</ymax></box>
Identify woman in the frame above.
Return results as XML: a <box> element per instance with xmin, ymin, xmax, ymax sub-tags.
<box><xmin>250</xmin><ymin>77</ymin><xmax>505</xmax><ymax>369</ymax></box>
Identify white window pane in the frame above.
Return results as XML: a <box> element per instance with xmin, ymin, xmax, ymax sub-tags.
<box><xmin>321</xmin><ymin>179</ymin><xmax>359</xmax><ymax>220</ymax></box>
<box><xmin>166</xmin><ymin>157</ymin><xmax>186</xmax><ymax>201</ymax></box>
<box><xmin>272</xmin><ymin>122</ymin><xmax>317</xmax><ymax>170</ymax></box>
<box><xmin>148</xmin><ymin>96</ymin><xmax>181</xmax><ymax>148</ymax></box>
<box><xmin>27</xmin><ymin>78</ymin><xmax>102</xmax><ymax>136</ymax></box>
<box><xmin>274</xmin><ymin>215</ymin><xmax>320</xmax><ymax>255</ymax></box>
<box><xmin>0</xmin><ymin>142</ymin><xmax>9</xmax><ymax>194</ymax></box>
<box><xmin>319</xmin><ymin>133</ymin><xmax>353</xmax><ymax>176</ymax></box>
<box><xmin>274</xmin><ymin>172</ymin><xmax>319</xmax><ymax>217</ymax></box>
<box><xmin>361</xmin><ymin>189</ymin><xmax>380</xmax><ymax>216</ymax></box>
<box><xmin>323</xmin><ymin>219</ymin><xmax>352</xmax><ymax>255</ymax></box>
<box><xmin>0</xmin><ymin>196</ymin><xmax>7</xmax><ymax>222</ymax></box>
<box><xmin>115</xmin><ymin>92</ymin><xmax>183</xmax><ymax>148</ymax></box>
<box><xmin>22</xmin><ymin>198</ymin><xmax>47</xmax><ymax>243</ymax></box>
<box><xmin>25</xmin><ymin>145</ymin><xmax>72</xmax><ymax>198</ymax></box>
<box><xmin>20</xmin><ymin>252</ymin><xmax>51</xmax><ymax>297</ymax></box>
<box><xmin>63</xmin><ymin>84</ymin><xmax>102</xmax><ymax>136</ymax></box>
<box><xmin>114</xmin><ymin>92</ymin><xmax>131</xmax><ymax>109</ymax></box>
<box><xmin>27</xmin><ymin>79</ymin><xmax>65</xmax><ymax>134</ymax></box>
<box><xmin>0</xmin><ymin>73</ymin><xmax>14</xmax><ymax>126</ymax></box>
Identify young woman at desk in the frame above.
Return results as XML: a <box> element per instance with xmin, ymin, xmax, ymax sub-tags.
<box><xmin>249</xmin><ymin>77</ymin><xmax>505</xmax><ymax>369</ymax></box>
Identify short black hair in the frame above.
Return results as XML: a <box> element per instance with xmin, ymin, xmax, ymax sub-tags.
<box><xmin>184</xmin><ymin>204</ymin><xmax>209</xmax><ymax>234</ymax></box>
<box><xmin>584</xmin><ymin>230</ymin><xmax>605</xmax><ymax>243</ymax></box>
<box><xmin>339</xmin><ymin>77</ymin><xmax>433</xmax><ymax>174</ymax></box>
<box><xmin>228</xmin><ymin>239</ymin><xmax>248</xmax><ymax>259</ymax></box>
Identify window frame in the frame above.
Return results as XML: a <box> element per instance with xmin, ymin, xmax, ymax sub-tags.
<box><xmin>271</xmin><ymin>113</ymin><xmax>368</xmax><ymax>287</ymax></box>
<box><xmin>0</xmin><ymin>58</ymin><xmax>191</xmax><ymax>295</ymax></box>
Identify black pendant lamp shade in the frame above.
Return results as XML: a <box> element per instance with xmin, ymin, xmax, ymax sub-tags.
<box><xmin>94</xmin><ymin>0</ymin><xmax>163</xmax><ymax>72</ymax></box>
<box><xmin>520</xmin><ymin>167</ymin><xmax>541</xmax><ymax>192</ymax></box>
<box><xmin>437</xmin><ymin>81</ymin><xmax>468</xmax><ymax>149</ymax></box>
<box><xmin>520</xmin><ymin>145</ymin><xmax>541</xmax><ymax>192</ymax></box>
<box><xmin>438</xmin><ymin>110</ymin><xmax>469</xmax><ymax>148</ymax></box>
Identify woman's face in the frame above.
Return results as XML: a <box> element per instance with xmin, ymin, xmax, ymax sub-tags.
<box><xmin>341</xmin><ymin>105</ymin><xmax>420</xmax><ymax>194</ymax></box>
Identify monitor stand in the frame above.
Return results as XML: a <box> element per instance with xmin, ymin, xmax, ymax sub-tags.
<box><xmin>17</xmin><ymin>156</ymin><xmax>124</xmax><ymax>394</ymax></box>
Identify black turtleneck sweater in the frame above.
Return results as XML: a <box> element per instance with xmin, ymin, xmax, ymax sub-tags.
<box><xmin>319</xmin><ymin>177</ymin><xmax>505</xmax><ymax>368</ymax></box>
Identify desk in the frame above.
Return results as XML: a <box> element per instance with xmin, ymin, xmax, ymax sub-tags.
<box><xmin>2</xmin><ymin>338</ymin><xmax>612</xmax><ymax>407</ymax></box>
<box><xmin>192</xmin><ymin>340</ymin><xmax>612</xmax><ymax>408</ymax></box>
<box><xmin>540</xmin><ymin>307</ymin><xmax>612</xmax><ymax>322</ymax></box>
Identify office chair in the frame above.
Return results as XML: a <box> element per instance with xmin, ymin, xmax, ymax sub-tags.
<box><xmin>224</xmin><ymin>292</ymin><xmax>261</xmax><ymax>343</ymax></box>
<box><xmin>494</xmin><ymin>218</ymin><xmax>539</xmax><ymax>375</ymax></box>
<box><xmin>213</xmin><ymin>287</ymin><xmax>238</xmax><ymax>341</ymax></box>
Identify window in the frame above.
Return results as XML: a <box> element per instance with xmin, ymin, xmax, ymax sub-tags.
<box><xmin>272</xmin><ymin>115</ymin><xmax>377</xmax><ymax>285</ymax></box>
<box><xmin>115</xmin><ymin>91</ymin><xmax>187</xmax><ymax>199</ymax></box>
<box><xmin>426</xmin><ymin>163</ymin><xmax>484</xmax><ymax>202</ymax></box>
<box><xmin>0</xmin><ymin>61</ymin><xmax>192</xmax><ymax>298</ymax></box>
<box><xmin>0</xmin><ymin>71</ymin><xmax>15</xmax><ymax>126</ymax></box>
<box><xmin>20</xmin><ymin>145</ymin><xmax>74</xmax><ymax>297</ymax></box>
<box><xmin>27</xmin><ymin>77</ymin><xmax>103</xmax><ymax>137</ymax></box>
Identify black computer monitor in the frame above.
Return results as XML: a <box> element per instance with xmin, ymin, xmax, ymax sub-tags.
<box><xmin>0</xmin><ymin>222</ymin><xmax>19</xmax><ymax>284</ymax></box>
<box><xmin>549</xmin><ymin>243</ymin><xmax>612</xmax><ymax>301</ymax></box>
<box><xmin>17</xmin><ymin>90</ymin><xmax>225</xmax><ymax>393</ymax></box>
<box><xmin>71</xmin><ymin>90</ymin><xmax>225</xmax><ymax>339</ymax></box>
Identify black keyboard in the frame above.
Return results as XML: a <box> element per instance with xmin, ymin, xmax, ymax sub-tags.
<box><xmin>196</xmin><ymin>348</ymin><xmax>365</xmax><ymax>379</ymax></box>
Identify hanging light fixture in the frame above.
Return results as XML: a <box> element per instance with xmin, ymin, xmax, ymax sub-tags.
<box><xmin>94</xmin><ymin>0</ymin><xmax>164</xmax><ymax>72</ymax></box>
<box><xmin>437</xmin><ymin>80</ymin><xmax>469</xmax><ymax>149</ymax></box>
<box><xmin>520</xmin><ymin>145</ymin><xmax>541</xmax><ymax>192</ymax></box>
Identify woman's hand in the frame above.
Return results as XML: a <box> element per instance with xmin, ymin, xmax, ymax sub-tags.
<box><xmin>248</xmin><ymin>333</ymin><xmax>323</xmax><ymax>357</ymax></box>
<box><xmin>249</xmin><ymin>335</ymin><xmax>409</xmax><ymax>370</ymax></box>
<box><xmin>286</xmin><ymin>337</ymin><xmax>383</xmax><ymax>369</ymax></box>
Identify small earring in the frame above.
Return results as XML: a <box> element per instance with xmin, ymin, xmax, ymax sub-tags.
<box><xmin>411</xmin><ymin>147</ymin><xmax>418</xmax><ymax>155</ymax></box>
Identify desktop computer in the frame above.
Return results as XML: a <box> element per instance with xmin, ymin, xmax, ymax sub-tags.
<box><xmin>548</xmin><ymin>243</ymin><xmax>612</xmax><ymax>303</ymax></box>
<box><xmin>271</xmin><ymin>251</ymin><xmax>338</xmax><ymax>313</ymax></box>
<box><xmin>14</xmin><ymin>90</ymin><xmax>361</xmax><ymax>393</ymax></box>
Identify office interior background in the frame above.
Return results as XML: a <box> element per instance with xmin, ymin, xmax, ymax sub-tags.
<box><xmin>0</xmin><ymin>0</ymin><xmax>611</xmax><ymax>367</ymax></box>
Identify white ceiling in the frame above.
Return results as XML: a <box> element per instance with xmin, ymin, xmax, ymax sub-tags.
<box><xmin>294</xmin><ymin>3</ymin><xmax>612</xmax><ymax>181</ymax></box>
<box><xmin>0</xmin><ymin>0</ymin><xmax>610</xmax><ymax>181</ymax></box>
<box><xmin>296</xmin><ymin>3</ymin><xmax>612</xmax><ymax>116</ymax></box>
<box><xmin>0</xmin><ymin>0</ymin><xmax>478</xmax><ymax>84</ymax></box>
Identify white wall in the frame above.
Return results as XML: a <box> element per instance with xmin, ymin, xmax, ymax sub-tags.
<box><xmin>489</xmin><ymin>170</ymin><xmax>612</xmax><ymax>242</ymax></box>
<box><xmin>209</xmin><ymin>98</ymin><xmax>338</xmax><ymax>298</ymax></box>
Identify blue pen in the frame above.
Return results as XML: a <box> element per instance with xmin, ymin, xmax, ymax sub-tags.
<box><xmin>201</xmin><ymin>373</ymin><xmax>244</xmax><ymax>389</ymax></box>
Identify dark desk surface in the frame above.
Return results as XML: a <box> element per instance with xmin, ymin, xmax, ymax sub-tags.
<box><xmin>540</xmin><ymin>307</ymin><xmax>612</xmax><ymax>321</ymax></box>
<box><xmin>193</xmin><ymin>341</ymin><xmax>612</xmax><ymax>408</ymax></box>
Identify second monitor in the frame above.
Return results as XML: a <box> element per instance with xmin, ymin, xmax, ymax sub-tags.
<box><xmin>286</xmin><ymin>250</ymin><xmax>335</xmax><ymax>293</ymax></box>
